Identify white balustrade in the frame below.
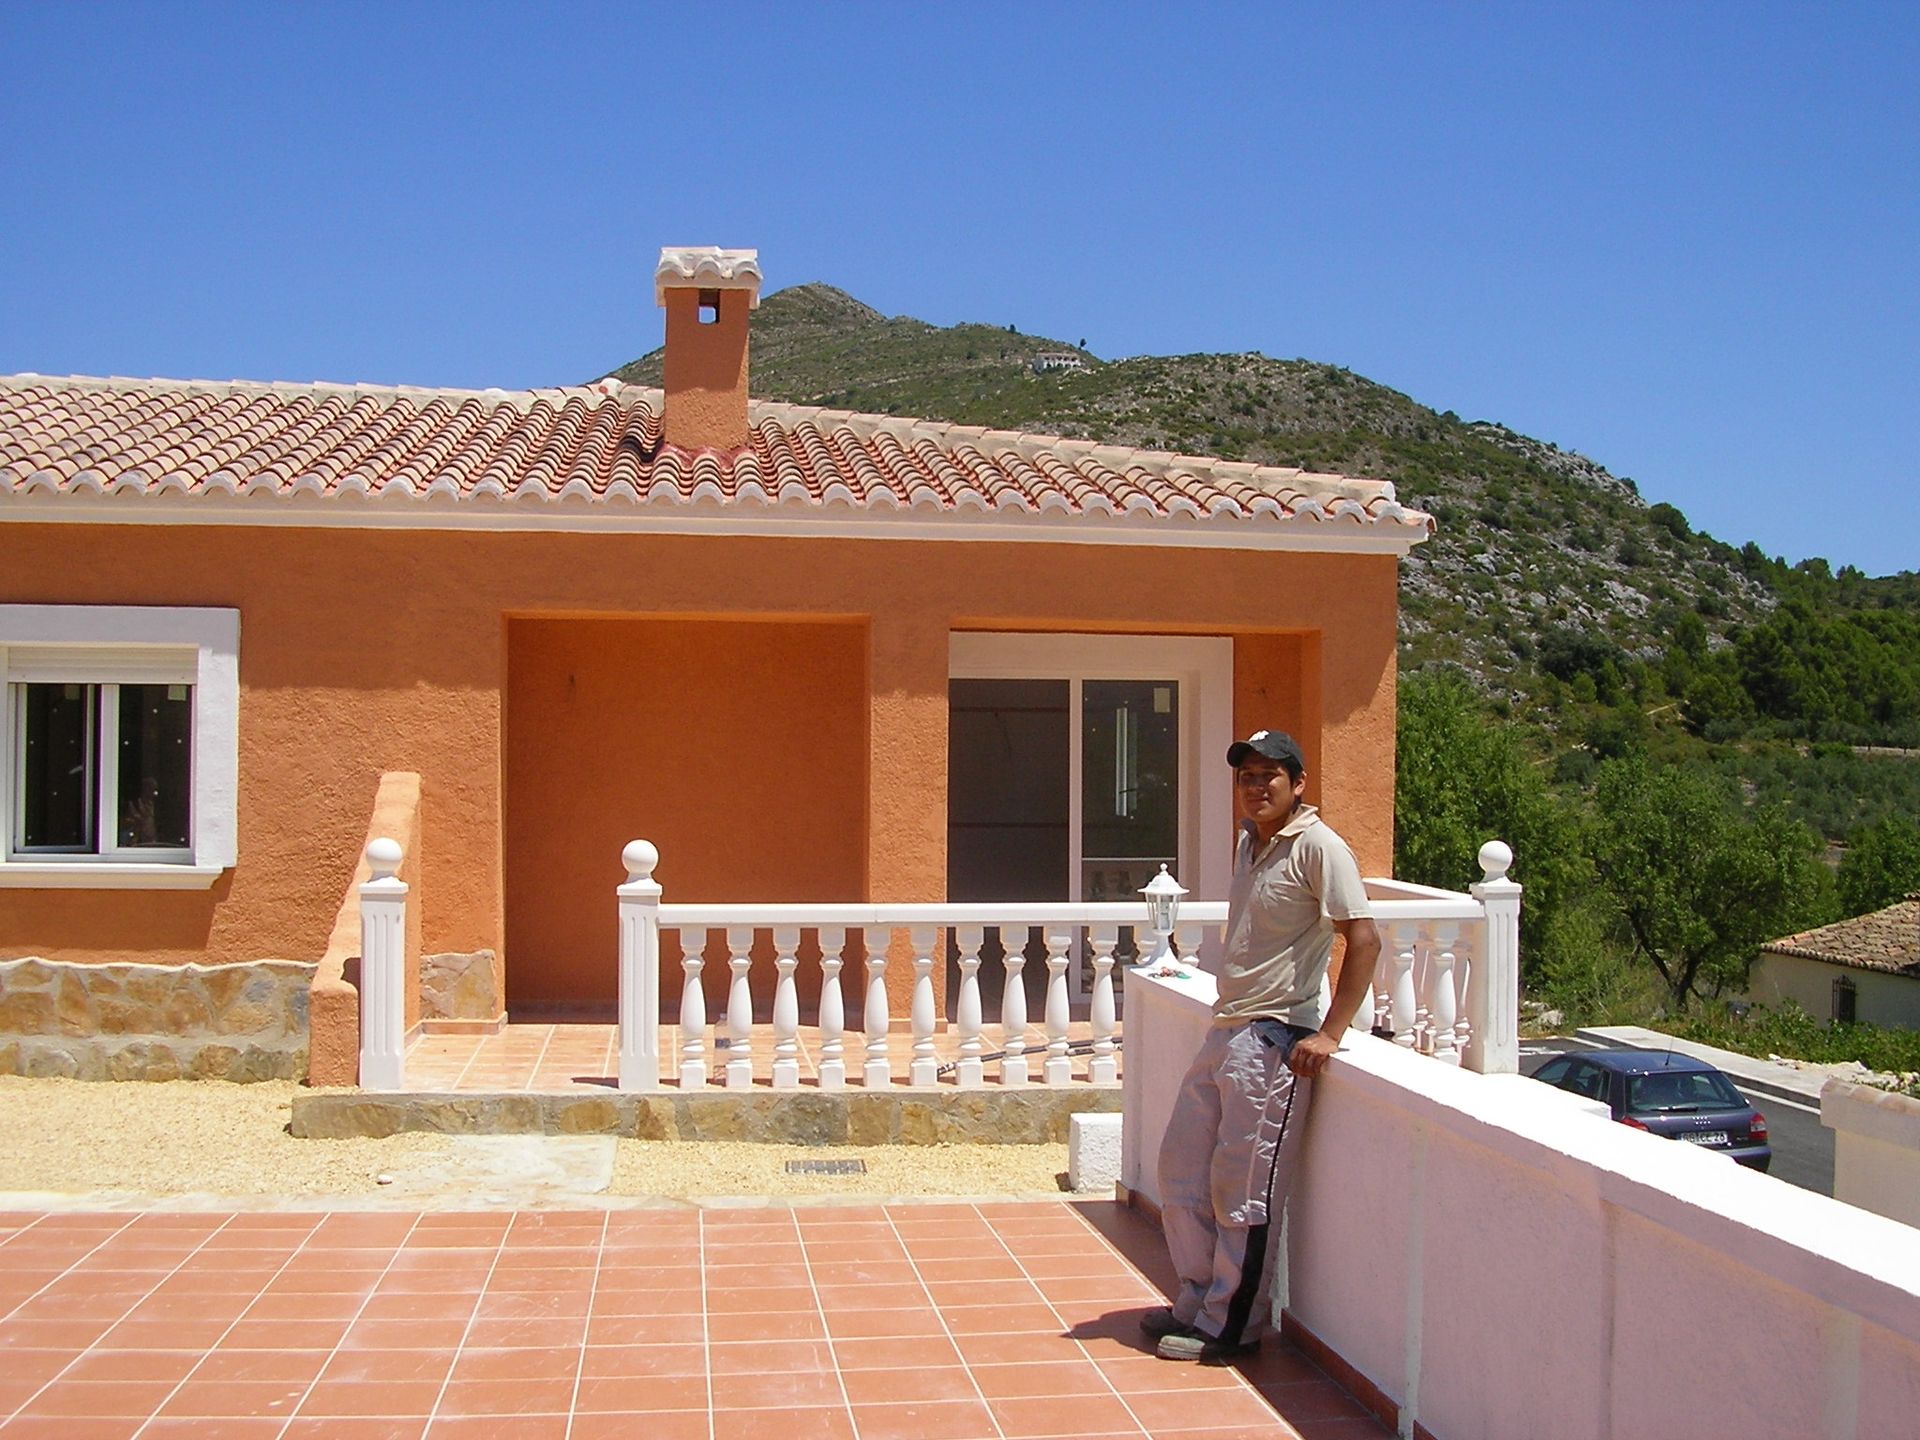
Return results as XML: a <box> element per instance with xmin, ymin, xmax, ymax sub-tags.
<box><xmin>1001</xmin><ymin>929</ymin><xmax>1030</xmax><ymax>1087</ymax></box>
<box><xmin>1043</xmin><ymin>927</ymin><xmax>1073</xmax><ymax>1086</ymax></box>
<box><xmin>1089</xmin><ymin>923</ymin><xmax>1119</xmax><ymax>1084</ymax></box>
<box><xmin>607</xmin><ymin>839</ymin><xmax>1522</xmax><ymax>1092</ymax></box>
<box><xmin>954</xmin><ymin>925</ymin><xmax>985</xmax><ymax>1089</ymax></box>
<box><xmin>724</xmin><ymin>925</ymin><xmax>753</xmax><ymax>1089</ymax></box>
<box><xmin>771</xmin><ymin>925</ymin><xmax>801</xmax><ymax>1089</ymax></box>
<box><xmin>617</xmin><ymin>840</ymin><xmax>662</xmax><ymax>1091</ymax></box>
<box><xmin>357</xmin><ymin>837</ymin><xmax>407</xmax><ymax>1092</ymax></box>
<box><xmin>678</xmin><ymin>927</ymin><xmax>709</xmax><ymax>1087</ymax></box>
<box><xmin>863</xmin><ymin>926</ymin><xmax>891</xmax><ymax>1087</ymax></box>
<box><xmin>818</xmin><ymin>926</ymin><xmax>847</xmax><ymax>1090</ymax></box>
<box><xmin>909</xmin><ymin>925</ymin><xmax>939</xmax><ymax>1086</ymax></box>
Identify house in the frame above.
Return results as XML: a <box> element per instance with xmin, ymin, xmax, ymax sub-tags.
<box><xmin>1748</xmin><ymin>891</ymin><xmax>1920</xmax><ymax>1027</ymax></box>
<box><xmin>0</xmin><ymin>246</ymin><xmax>1432</xmax><ymax>1086</ymax></box>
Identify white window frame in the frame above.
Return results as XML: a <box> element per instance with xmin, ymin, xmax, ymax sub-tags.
<box><xmin>0</xmin><ymin>605</ymin><xmax>238</xmax><ymax>889</ymax></box>
<box><xmin>947</xmin><ymin>633</ymin><xmax>1235</xmax><ymax>903</ymax></box>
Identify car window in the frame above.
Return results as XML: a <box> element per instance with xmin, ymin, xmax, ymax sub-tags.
<box><xmin>1629</xmin><ymin>1070</ymin><xmax>1746</xmax><ymax>1112</ymax></box>
<box><xmin>1563</xmin><ymin>1062</ymin><xmax>1608</xmax><ymax>1102</ymax></box>
<box><xmin>1533</xmin><ymin>1057</ymin><xmax>1574</xmax><ymax>1086</ymax></box>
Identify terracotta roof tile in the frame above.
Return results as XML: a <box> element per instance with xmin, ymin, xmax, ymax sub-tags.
<box><xmin>1761</xmin><ymin>894</ymin><xmax>1920</xmax><ymax>975</ymax></box>
<box><xmin>0</xmin><ymin>374</ymin><xmax>1432</xmax><ymax>545</ymax></box>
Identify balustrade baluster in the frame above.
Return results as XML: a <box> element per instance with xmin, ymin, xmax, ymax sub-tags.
<box><xmin>1000</xmin><ymin>927</ymin><xmax>1030</xmax><ymax>1087</ymax></box>
<box><xmin>1388</xmin><ymin>922</ymin><xmax>1419</xmax><ymax>1048</ymax></box>
<box><xmin>1413</xmin><ymin>923</ymin><xmax>1436</xmax><ymax>1053</ymax></box>
<box><xmin>862</xmin><ymin>926</ymin><xmax>891</xmax><ymax>1087</ymax></box>
<box><xmin>678</xmin><ymin>927</ymin><xmax>709</xmax><ymax>1088</ymax></box>
<box><xmin>1043</xmin><ymin>927</ymin><xmax>1073</xmax><ymax>1085</ymax></box>
<box><xmin>1175</xmin><ymin>921</ymin><xmax>1205</xmax><ymax>969</ymax></box>
<box><xmin>1089</xmin><ymin>923</ymin><xmax>1119</xmax><ymax>1084</ymax></box>
<box><xmin>1453</xmin><ymin>926</ymin><xmax>1475</xmax><ymax>1060</ymax></box>
<box><xmin>1429</xmin><ymin>922</ymin><xmax>1460</xmax><ymax>1065</ymax></box>
<box><xmin>818</xmin><ymin>926</ymin><xmax>847</xmax><ymax>1090</ymax></box>
<box><xmin>954</xmin><ymin>924</ymin><xmax>985</xmax><ymax>1089</ymax></box>
<box><xmin>909</xmin><ymin>925</ymin><xmax>939</xmax><ymax>1086</ymax></box>
<box><xmin>724</xmin><ymin>924</ymin><xmax>754</xmax><ymax>1089</ymax></box>
<box><xmin>771</xmin><ymin>925</ymin><xmax>801</xmax><ymax>1089</ymax></box>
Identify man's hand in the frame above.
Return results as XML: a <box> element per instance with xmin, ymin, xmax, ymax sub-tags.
<box><xmin>1289</xmin><ymin>1030</ymin><xmax>1340</xmax><ymax>1077</ymax></box>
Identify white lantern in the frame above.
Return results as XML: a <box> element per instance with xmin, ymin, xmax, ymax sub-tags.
<box><xmin>1138</xmin><ymin>864</ymin><xmax>1188</xmax><ymax>968</ymax></box>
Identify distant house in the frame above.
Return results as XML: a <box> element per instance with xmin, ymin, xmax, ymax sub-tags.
<box><xmin>1749</xmin><ymin>893</ymin><xmax>1920</xmax><ymax>1027</ymax></box>
<box><xmin>1030</xmin><ymin>352</ymin><xmax>1087</xmax><ymax>374</ymax></box>
<box><xmin>0</xmin><ymin>245</ymin><xmax>1433</xmax><ymax>1085</ymax></box>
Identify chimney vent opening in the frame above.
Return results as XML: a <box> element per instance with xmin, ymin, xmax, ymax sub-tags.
<box><xmin>698</xmin><ymin>289</ymin><xmax>721</xmax><ymax>325</ymax></box>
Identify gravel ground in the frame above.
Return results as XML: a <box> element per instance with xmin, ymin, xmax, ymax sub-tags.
<box><xmin>0</xmin><ymin>1077</ymin><xmax>1072</xmax><ymax>1204</ymax></box>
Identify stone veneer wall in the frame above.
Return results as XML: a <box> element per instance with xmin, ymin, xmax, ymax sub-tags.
<box><xmin>0</xmin><ymin>957</ymin><xmax>314</xmax><ymax>1081</ymax></box>
<box><xmin>418</xmin><ymin>950</ymin><xmax>499</xmax><ymax>1023</ymax></box>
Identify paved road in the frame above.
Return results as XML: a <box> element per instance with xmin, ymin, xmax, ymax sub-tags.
<box><xmin>1520</xmin><ymin>1037</ymin><xmax>1835</xmax><ymax>1198</ymax></box>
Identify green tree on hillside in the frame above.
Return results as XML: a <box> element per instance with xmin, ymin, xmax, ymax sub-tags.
<box><xmin>1590</xmin><ymin>758</ymin><xmax>1832</xmax><ymax>1010</ymax></box>
<box><xmin>1838</xmin><ymin>817</ymin><xmax>1920</xmax><ymax>916</ymax></box>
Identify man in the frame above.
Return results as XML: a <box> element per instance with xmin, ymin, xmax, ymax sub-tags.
<box><xmin>1148</xmin><ymin>728</ymin><xmax>1381</xmax><ymax>1362</ymax></box>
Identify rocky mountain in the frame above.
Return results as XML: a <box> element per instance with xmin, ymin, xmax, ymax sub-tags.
<box><xmin>609</xmin><ymin>283</ymin><xmax>1779</xmax><ymax>696</ymax></box>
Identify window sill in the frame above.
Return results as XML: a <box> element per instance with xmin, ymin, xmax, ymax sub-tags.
<box><xmin>0</xmin><ymin>863</ymin><xmax>227</xmax><ymax>890</ymax></box>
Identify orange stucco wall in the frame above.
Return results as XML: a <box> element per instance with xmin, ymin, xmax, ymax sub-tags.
<box><xmin>0</xmin><ymin>523</ymin><xmax>1401</xmax><ymax>1008</ymax></box>
<box><xmin>660</xmin><ymin>289</ymin><xmax>751</xmax><ymax>450</ymax></box>
<box><xmin>504</xmin><ymin>617</ymin><xmax>867</xmax><ymax>1006</ymax></box>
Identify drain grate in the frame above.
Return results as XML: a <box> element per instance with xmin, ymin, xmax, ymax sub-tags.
<box><xmin>785</xmin><ymin>1159</ymin><xmax>868</xmax><ymax>1176</ymax></box>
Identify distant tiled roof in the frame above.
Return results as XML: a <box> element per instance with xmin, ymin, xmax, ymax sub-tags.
<box><xmin>1761</xmin><ymin>894</ymin><xmax>1920</xmax><ymax>975</ymax></box>
<box><xmin>0</xmin><ymin>374</ymin><xmax>1432</xmax><ymax>548</ymax></box>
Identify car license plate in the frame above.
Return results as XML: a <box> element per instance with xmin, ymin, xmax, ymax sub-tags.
<box><xmin>1680</xmin><ymin>1131</ymin><xmax>1728</xmax><ymax>1146</ymax></box>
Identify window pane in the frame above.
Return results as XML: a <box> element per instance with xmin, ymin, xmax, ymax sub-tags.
<box><xmin>1081</xmin><ymin>679</ymin><xmax>1178</xmax><ymax>862</ymax></box>
<box><xmin>19</xmin><ymin>683</ymin><xmax>96</xmax><ymax>850</ymax></box>
<box><xmin>116</xmin><ymin>684</ymin><xmax>193</xmax><ymax>848</ymax></box>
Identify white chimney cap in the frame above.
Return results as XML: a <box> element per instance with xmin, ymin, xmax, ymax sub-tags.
<box><xmin>655</xmin><ymin>247</ymin><xmax>763</xmax><ymax>308</ymax></box>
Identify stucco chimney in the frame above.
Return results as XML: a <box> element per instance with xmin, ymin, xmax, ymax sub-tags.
<box><xmin>654</xmin><ymin>246</ymin><xmax>763</xmax><ymax>451</ymax></box>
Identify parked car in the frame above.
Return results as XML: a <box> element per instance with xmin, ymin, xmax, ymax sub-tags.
<box><xmin>1530</xmin><ymin>1050</ymin><xmax>1771</xmax><ymax>1171</ymax></box>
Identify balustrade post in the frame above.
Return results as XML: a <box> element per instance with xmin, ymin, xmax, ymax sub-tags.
<box><xmin>679</xmin><ymin>928</ymin><xmax>709</xmax><ymax>1087</ymax></box>
<box><xmin>909</xmin><ymin>926</ymin><xmax>939</xmax><ymax>1086</ymax></box>
<box><xmin>1453</xmin><ymin>930</ymin><xmax>1474</xmax><ymax>1060</ymax></box>
<box><xmin>954</xmin><ymin>924</ymin><xmax>985</xmax><ymax>1089</ymax></box>
<box><xmin>862</xmin><ymin>926</ymin><xmax>892</xmax><ymax>1087</ymax></box>
<box><xmin>771</xmin><ymin>925</ymin><xmax>801</xmax><ymax>1089</ymax></box>
<box><xmin>616</xmin><ymin>840</ymin><xmax>662</xmax><ymax>1092</ymax></box>
<box><xmin>724</xmin><ymin>925</ymin><xmax>754</xmax><ymax>1089</ymax></box>
<box><xmin>1428</xmin><ymin>922</ymin><xmax>1460</xmax><ymax>1065</ymax></box>
<box><xmin>1467</xmin><ymin>840</ymin><xmax>1522</xmax><ymax>1074</ymax></box>
<box><xmin>818</xmin><ymin>926</ymin><xmax>847</xmax><ymax>1091</ymax></box>
<box><xmin>1089</xmin><ymin>923</ymin><xmax>1119</xmax><ymax>1084</ymax></box>
<box><xmin>357</xmin><ymin>837</ymin><xmax>407</xmax><ymax>1092</ymax></box>
<box><xmin>1043</xmin><ymin>927</ymin><xmax>1073</xmax><ymax>1085</ymax></box>
<box><xmin>1388</xmin><ymin>923</ymin><xmax>1419</xmax><ymax>1048</ymax></box>
<box><xmin>1000</xmin><ymin>929</ymin><xmax>1030</xmax><ymax>1087</ymax></box>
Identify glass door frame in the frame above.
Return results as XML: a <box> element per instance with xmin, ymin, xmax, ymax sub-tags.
<box><xmin>947</xmin><ymin>633</ymin><xmax>1235</xmax><ymax>908</ymax></box>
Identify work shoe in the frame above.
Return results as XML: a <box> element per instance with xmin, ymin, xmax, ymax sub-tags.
<box><xmin>1156</xmin><ymin>1329</ymin><xmax>1260</xmax><ymax>1363</ymax></box>
<box><xmin>1138</xmin><ymin>1306</ymin><xmax>1193</xmax><ymax>1339</ymax></box>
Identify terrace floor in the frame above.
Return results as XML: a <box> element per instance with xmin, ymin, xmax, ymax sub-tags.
<box><xmin>406</xmin><ymin>1020</ymin><xmax>1117</xmax><ymax>1092</ymax></box>
<box><xmin>0</xmin><ymin>1200</ymin><xmax>1384</xmax><ymax>1439</ymax></box>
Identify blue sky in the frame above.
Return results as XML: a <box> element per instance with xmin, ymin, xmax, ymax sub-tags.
<box><xmin>3</xmin><ymin>2</ymin><xmax>1915</xmax><ymax>576</ymax></box>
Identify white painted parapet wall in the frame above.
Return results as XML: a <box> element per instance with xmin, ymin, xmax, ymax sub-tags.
<box><xmin>1123</xmin><ymin>966</ymin><xmax>1920</xmax><ymax>1440</ymax></box>
<box><xmin>1823</xmin><ymin>1078</ymin><xmax>1920</xmax><ymax>1229</ymax></box>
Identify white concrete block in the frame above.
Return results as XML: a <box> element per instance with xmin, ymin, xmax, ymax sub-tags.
<box><xmin>1069</xmin><ymin>1112</ymin><xmax>1123</xmax><ymax>1194</ymax></box>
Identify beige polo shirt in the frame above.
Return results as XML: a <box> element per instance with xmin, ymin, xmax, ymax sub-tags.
<box><xmin>1215</xmin><ymin>804</ymin><xmax>1372</xmax><ymax>1028</ymax></box>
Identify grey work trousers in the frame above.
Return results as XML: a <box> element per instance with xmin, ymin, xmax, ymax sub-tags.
<box><xmin>1155</xmin><ymin>1019</ymin><xmax>1313</xmax><ymax>1346</ymax></box>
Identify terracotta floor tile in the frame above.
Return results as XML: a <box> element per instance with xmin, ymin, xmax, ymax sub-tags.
<box><xmin>583</xmin><ymin>1313</ymin><xmax>701</xmax><ymax>1346</ymax></box>
<box><xmin>709</xmin><ymin>1367</ymin><xmax>846</xmax><ymax>1408</ymax></box>
<box><xmin>17</xmin><ymin>1379</ymin><xmax>181</xmax><ymax>1417</ymax></box>
<box><xmin>422</xmin><ymin>1417</ymin><xmax>570</xmax><ymax>1440</ymax></box>
<box><xmin>569</xmin><ymin>1372</ymin><xmax>708</xmax><ymax>1412</ymax></box>
<box><xmin>157</xmin><ymin>1378</ymin><xmax>310</xmax><ymax>1418</ymax></box>
<box><xmin>0</xmin><ymin>1318</ymin><xmax>115</xmax><ymax>1350</ymax></box>
<box><xmin>360</xmin><ymin>1292</ymin><xmax>481</xmax><ymax>1322</ymax></box>
<box><xmin>136</xmin><ymin>1418</ymin><xmax>287</xmax><ymax>1439</ymax></box>
<box><xmin>474</xmin><ymin>1289</ymin><xmax>592</xmax><ymax>1321</ymax></box>
<box><xmin>1098</xmin><ymin>1355</ymin><xmax>1262</xmax><ymax>1393</ymax></box>
<box><xmin>448</xmin><ymin>1346</ymin><xmax>581</xmax><ymax>1383</ymax></box>
<box><xmin>576</xmin><ymin>1342</ymin><xmax>707</xmax><ymax>1378</ymax></box>
<box><xmin>587</xmin><ymin>1285</ymin><xmax>703</xmax><ymax>1317</ymax></box>
<box><xmin>706</xmin><ymin>1337</ymin><xmax>835</xmax><ymax>1374</ymax></box>
<box><xmin>913</xmin><ymin>1258</ymin><xmax>1028</xmax><ymax>1282</ymax></box>
<box><xmin>565</xmin><ymin>1412</ymin><xmax>710</xmax><ymax>1440</ymax></box>
<box><xmin>989</xmin><ymin>1392</ymin><xmax>1145</xmax><ymax>1437</ymax></box>
<box><xmin>462</xmin><ymin>1316</ymin><xmax>587</xmax><ymax>1350</ymax></box>
<box><xmin>706</xmin><ymin>1308</ymin><xmax>824</xmax><ymax>1342</ymax></box>
<box><xmin>63</xmin><ymin>1348</ymin><xmax>201</xmax><ymax>1383</ymax></box>
<box><xmin>970</xmin><ymin>1359</ymin><xmax>1114</xmax><ymax>1398</ymax></box>
<box><xmin>807</xmin><ymin>1259</ymin><xmax>919</xmax><ymax>1286</ymax></box>
<box><xmin>1126</xmin><ymin>1387</ymin><xmax>1287</xmax><ymax>1430</ymax></box>
<box><xmin>218</xmin><ymin>1318</ymin><xmax>352</xmax><ymax>1350</ymax></box>
<box><xmin>0</xmin><ymin>1419</ymin><xmax>143</xmax><ymax>1440</ymax></box>
<box><xmin>849</xmin><ymin>1398</ymin><xmax>1001</xmax><ymax>1440</ymax></box>
<box><xmin>189</xmin><ymin>1348</ymin><xmax>333</xmax><ymax>1384</ymax></box>
<box><xmin>838</xmin><ymin>1364</ymin><xmax>980</xmax><ymax>1405</ymax></box>
<box><xmin>709</xmin><ymin>1406</ymin><xmax>857</xmax><ymax>1440</ymax></box>
<box><xmin>939</xmin><ymin>1302</ymin><xmax>1064</xmax><ymax>1335</ymax></box>
<box><xmin>320</xmin><ymin>1348</ymin><xmax>456</xmax><ymax>1384</ymax></box>
<box><xmin>955</xmin><ymin>1330</ymin><xmax>1090</xmax><ymax>1366</ymax></box>
<box><xmin>1245</xmin><ymin>1379</ymin><xmax>1371</xmax><ymax>1423</ymax></box>
<box><xmin>923</xmin><ymin>1278</ymin><xmax>1048</xmax><ymax>1307</ymax></box>
<box><xmin>295</xmin><ymin>1378</ymin><xmax>447</xmax><ymax>1417</ymax></box>
<box><xmin>823</xmin><ymin>1306</ymin><xmax>948</xmax><ymax>1339</ymax></box>
<box><xmin>340</xmin><ymin>1318</ymin><xmax>472</xmax><ymax>1351</ymax></box>
<box><xmin>437</xmin><ymin>1375</ymin><xmax>578</xmax><ymax>1416</ymax></box>
<box><xmin>703</xmin><ymin>1283</ymin><xmax>817</xmax><ymax>1315</ymax></box>
<box><xmin>825</xmin><ymin>1334</ymin><xmax>959</xmax><ymax>1370</ymax></box>
<box><xmin>813</xmin><ymin>1281</ymin><xmax>929</xmax><ymax>1310</ymax></box>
